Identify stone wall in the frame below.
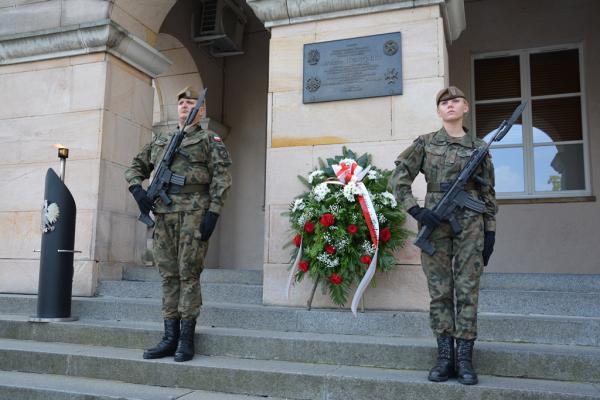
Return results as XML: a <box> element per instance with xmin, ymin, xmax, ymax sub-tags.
<box><xmin>262</xmin><ymin>5</ymin><xmax>448</xmax><ymax>309</ymax></box>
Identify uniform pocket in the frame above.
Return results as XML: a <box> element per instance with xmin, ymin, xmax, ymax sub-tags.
<box><xmin>150</xmin><ymin>138</ymin><xmax>168</xmax><ymax>165</ymax></box>
<box><xmin>176</xmin><ymin>138</ymin><xmax>211</xmax><ymax>184</ymax></box>
<box><xmin>423</xmin><ymin>144</ymin><xmax>446</xmax><ymax>181</ymax></box>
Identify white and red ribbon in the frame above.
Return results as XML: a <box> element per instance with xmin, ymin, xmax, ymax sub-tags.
<box><xmin>286</xmin><ymin>237</ymin><xmax>303</xmax><ymax>299</ymax></box>
<box><xmin>333</xmin><ymin>160</ymin><xmax>380</xmax><ymax>316</ymax></box>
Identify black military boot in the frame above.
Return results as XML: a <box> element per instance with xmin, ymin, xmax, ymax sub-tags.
<box><xmin>174</xmin><ymin>319</ymin><xmax>196</xmax><ymax>362</ymax></box>
<box><xmin>456</xmin><ymin>339</ymin><xmax>478</xmax><ymax>385</ymax></box>
<box><xmin>428</xmin><ymin>334</ymin><xmax>455</xmax><ymax>382</ymax></box>
<box><xmin>143</xmin><ymin>319</ymin><xmax>180</xmax><ymax>359</ymax></box>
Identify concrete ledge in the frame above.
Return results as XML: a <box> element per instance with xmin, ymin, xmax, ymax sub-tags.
<box><xmin>1</xmin><ymin>295</ymin><xmax>599</xmax><ymax>346</ymax></box>
<box><xmin>0</xmin><ymin>20</ymin><xmax>171</xmax><ymax>77</ymax></box>
<box><xmin>97</xmin><ymin>281</ymin><xmax>263</xmax><ymax>305</ymax></box>
<box><xmin>1</xmin><ymin>316</ymin><xmax>599</xmax><ymax>384</ymax></box>
<box><xmin>0</xmin><ymin>339</ymin><xmax>599</xmax><ymax>400</ymax></box>
<box><xmin>0</xmin><ymin>370</ymin><xmax>285</xmax><ymax>400</ymax></box>
<box><xmin>247</xmin><ymin>0</ymin><xmax>446</xmax><ymax>27</ymax></box>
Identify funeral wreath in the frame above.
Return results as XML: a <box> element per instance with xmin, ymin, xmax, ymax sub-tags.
<box><xmin>285</xmin><ymin>147</ymin><xmax>409</xmax><ymax>312</ymax></box>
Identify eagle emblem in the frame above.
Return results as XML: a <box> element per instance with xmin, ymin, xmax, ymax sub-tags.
<box><xmin>42</xmin><ymin>200</ymin><xmax>60</xmax><ymax>233</ymax></box>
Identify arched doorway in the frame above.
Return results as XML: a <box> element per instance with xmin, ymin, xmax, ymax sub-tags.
<box><xmin>149</xmin><ymin>1</ymin><xmax>270</xmax><ymax>270</ymax></box>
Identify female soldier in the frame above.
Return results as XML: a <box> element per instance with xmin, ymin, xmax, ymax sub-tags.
<box><xmin>389</xmin><ymin>86</ymin><xmax>497</xmax><ymax>385</ymax></box>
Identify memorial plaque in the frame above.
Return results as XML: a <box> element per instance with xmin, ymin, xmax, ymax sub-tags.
<box><xmin>303</xmin><ymin>32</ymin><xmax>402</xmax><ymax>103</ymax></box>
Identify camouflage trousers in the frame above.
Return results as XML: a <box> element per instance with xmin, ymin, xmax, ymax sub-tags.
<box><xmin>153</xmin><ymin>210</ymin><xmax>209</xmax><ymax>320</ymax></box>
<box><xmin>421</xmin><ymin>212</ymin><xmax>485</xmax><ymax>340</ymax></box>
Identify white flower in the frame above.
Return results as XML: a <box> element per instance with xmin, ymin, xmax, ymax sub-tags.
<box><xmin>380</xmin><ymin>191</ymin><xmax>398</xmax><ymax>208</ymax></box>
<box><xmin>343</xmin><ymin>182</ymin><xmax>360</xmax><ymax>202</ymax></box>
<box><xmin>367</xmin><ymin>169</ymin><xmax>379</xmax><ymax>180</ymax></box>
<box><xmin>335</xmin><ymin>237</ymin><xmax>349</xmax><ymax>250</ymax></box>
<box><xmin>291</xmin><ymin>198</ymin><xmax>305</xmax><ymax>213</ymax></box>
<box><xmin>296</xmin><ymin>210</ymin><xmax>312</xmax><ymax>226</ymax></box>
<box><xmin>362</xmin><ymin>240</ymin><xmax>377</xmax><ymax>256</ymax></box>
<box><xmin>313</xmin><ymin>183</ymin><xmax>331</xmax><ymax>202</ymax></box>
<box><xmin>296</xmin><ymin>214</ymin><xmax>308</xmax><ymax>226</ymax></box>
<box><xmin>317</xmin><ymin>252</ymin><xmax>340</xmax><ymax>268</ymax></box>
<box><xmin>308</xmin><ymin>169</ymin><xmax>324</xmax><ymax>184</ymax></box>
<box><xmin>329</xmin><ymin>204</ymin><xmax>341</xmax><ymax>216</ymax></box>
<box><xmin>378</xmin><ymin>213</ymin><xmax>387</xmax><ymax>224</ymax></box>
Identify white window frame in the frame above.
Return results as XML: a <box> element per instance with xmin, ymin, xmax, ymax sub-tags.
<box><xmin>470</xmin><ymin>43</ymin><xmax>591</xmax><ymax>199</ymax></box>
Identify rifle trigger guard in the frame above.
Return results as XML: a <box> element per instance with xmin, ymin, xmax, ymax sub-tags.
<box><xmin>159</xmin><ymin>190</ymin><xmax>172</xmax><ymax>206</ymax></box>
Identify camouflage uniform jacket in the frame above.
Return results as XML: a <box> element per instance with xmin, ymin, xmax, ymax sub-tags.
<box><xmin>125</xmin><ymin>125</ymin><xmax>232</xmax><ymax>214</ymax></box>
<box><xmin>390</xmin><ymin>127</ymin><xmax>497</xmax><ymax>232</ymax></box>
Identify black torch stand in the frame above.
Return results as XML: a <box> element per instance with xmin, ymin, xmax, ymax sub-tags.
<box><xmin>30</xmin><ymin>147</ymin><xmax>79</xmax><ymax>323</ymax></box>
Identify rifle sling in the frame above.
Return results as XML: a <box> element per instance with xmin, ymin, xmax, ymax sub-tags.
<box><xmin>167</xmin><ymin>184</ymin><xmax>209</xmax><ymax>194</ymax></box>
<box><xmin>427</xmin><ymin>181</ymin><xmax>478</xmax><ymax>192</ymax></box>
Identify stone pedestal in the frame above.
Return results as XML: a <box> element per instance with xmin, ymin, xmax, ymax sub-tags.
<box><xmin>258</xmin><ymin>2</ymin><xmax>460</xmax><ymax>310</ymax></box>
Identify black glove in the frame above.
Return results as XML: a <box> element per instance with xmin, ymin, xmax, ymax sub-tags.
<box><xmin>482</xmin><ymin>231</ymin><xmax>495</xmax><ymax>266</ymax></box>
<box><xmin>129</xmin><ymin>185</ymin><xmax>153</xmax><ymax>215</ymax></box>
<box><xmin>200</xmin><ymin>211</ymin><xmax>219</xmax><ymax>241</ymax></box>
<box><xmin>408</xmin><ymin>206</ymin><xmax>442</xmax><ymax>230</ymax></box>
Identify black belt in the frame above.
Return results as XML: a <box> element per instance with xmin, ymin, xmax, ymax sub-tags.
<box><xmin>167</xmin><ymin>184</ymin><xmax>209</xmax><ymax>194</ymax></box>
<box><xmin>427</xmin><ymin>181</ymin><xmax>478</xmax><ymax>192</ymax></box>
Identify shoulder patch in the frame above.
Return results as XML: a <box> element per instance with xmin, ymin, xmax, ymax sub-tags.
<box><xmin>212</xmin><ymin>135</ymin><xmax>222</xmax><ymax>142</ymax></box>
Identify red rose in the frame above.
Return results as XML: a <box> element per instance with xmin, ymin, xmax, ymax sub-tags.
<box><xmin>293</xmin><ymin>234</ymin><xmax>302</xmax><ymax>247</ymax></box>
<box><xmin>304</xmin><ymin>221</ymin><xmax>315</xmax><ymax>234</ymax></box>
<box><xmin>329</xmin><ymin>273</ymin><xmax>343</xmax><ymax>285</ymax></box>
<box><xmin>298</xmin><ymin>260</ymin><xmax>309</xmax><ymax>272</ymax></box>
<box><xmin>347</xmin><ymin>224</ymin><xmax>358</xmax><ymax>235</ymax></box>
<box><xmin>360</xmin><ymin>255</ymin><xmax>372</xmax><ymax>265</ymax></box>
<box><xmin>320</xmin><ymin>213</ymin><xmax>335</xmax><ymax>227</ymax></box>
<box><xmin>325</xmin><ymin>244</ymin><xmax>336</xmax><ymax>255</ymax></box>
<box><xmin>380</xmin><ymin>227</ymin><xmax>392</xmax><ymax>243</ymax></box>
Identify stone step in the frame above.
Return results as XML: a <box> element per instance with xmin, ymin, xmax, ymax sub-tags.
<box><xmin>1</xmin><ymin>315</ymin><xmax>598</xmax><ymax>384</ymax></box>
<box><xmin>122</xmin><ymin>266</ymin><xmax>263</xmax><ymax>285</ymax></box>
<box><xmin>479</xmin><ymin>289</ymin><xmax>600</xmax><ymax>317</ymax></box>
<box><xmin>115</xmin><ymin>269</ymin><xmax>600</xmax><ymax>316</ymax></box>
<box><xmin>0</xmin><ymin>338</ymin><xmax>598</xmax><ymax>400</ymax></box>
<box><xmin>97</xmin><ymin>280</ymin><xmax>600</xmax><ymax>316</ymax></box>
<box><xmin>480</xmin><ymin>273</ymin><xmax>600</xmax><ymax>292</ymax></box>
<box><xmin>0</xmin><ymin>371</ymin><xmax>285</xmax><ymax>400</ymax></box>
<box><xmin>96</xmin><ymin>281</ymin><xmax>263</xmax><ymax>304</ymax></box>
<box><xmin>2</xmin><ymin>294</ymin><xmax>599</xmax><ymax>346</ymax></box>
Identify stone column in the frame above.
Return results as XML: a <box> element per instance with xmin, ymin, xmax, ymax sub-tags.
<box><xmin>0</xmin><ymin>18</ymin><xmax>170</xmax><ymax>295</ymax></box>
<box><xmin>248</xmin><ymin>0</ymin><xmax>464</xmax><ymax>309</ymax></box>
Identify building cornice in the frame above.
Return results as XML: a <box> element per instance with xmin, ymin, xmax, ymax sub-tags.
<box><xmin>0</xmin><ymin>20</ymin><xmax>171</xmax><ymax>77</ymax></box>
<box><xmin>247</xmin><ymin>0</ymin><xmax>465</xmax><ymax>42</ymax></box>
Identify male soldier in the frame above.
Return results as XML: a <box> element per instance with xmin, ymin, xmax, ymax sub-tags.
<box><xmin>125</xmin><ymin>86</ymin><xmax>232</xmax><ymax>362</ymax></box>
<box><xmin>389</xmin><ymin>86</ymin><xmax>497</xmax><ymax>385</ymax></box>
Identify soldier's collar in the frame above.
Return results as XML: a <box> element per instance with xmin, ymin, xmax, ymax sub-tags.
<box><xmin>434</xmin><ymin>127</ymin><xmax>475</xmax><ymax>148</ymax></box>
<box><xmin>182</xmin><ymin>122</ymin><xmax>202</xmax><ymax>134</ymax></box>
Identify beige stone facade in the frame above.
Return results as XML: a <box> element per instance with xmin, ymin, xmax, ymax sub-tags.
<box><xmin>0</xmin><ymin>0</ymin><xmax>598</xmax><ymax>309</ymax></box>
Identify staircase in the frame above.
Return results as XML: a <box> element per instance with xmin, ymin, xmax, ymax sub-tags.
<box><xmin>0</xmin><ymin>267</ymin><xmax>599</xmax><ymax>399</ymax></box>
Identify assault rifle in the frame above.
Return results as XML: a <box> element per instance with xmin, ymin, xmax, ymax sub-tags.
<box><xmin>138</xmin><ymin>88</ymin><xmax>208</xmax><ymax>227</ymax></box>
<box><xmin>414</xmin><ymin>101</ymin><xmax>527</xmax><ymax>255</ymax></box>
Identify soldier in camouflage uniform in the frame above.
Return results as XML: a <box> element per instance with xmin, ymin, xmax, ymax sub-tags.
<box><xmin>125</xmin><ymin>86</ymin><xmax>232</xmax><ymax>362</ymax></box>
<box><xmin>389</xmin><ymin>86</ymin><xmax>497</xmax><ymax>385</ymax></box>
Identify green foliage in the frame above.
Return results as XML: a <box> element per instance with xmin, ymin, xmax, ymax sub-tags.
<box><xmin>286</xmin><ymin>148</ymin><xmax>410</xmax><ymax>307</ymax></box>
